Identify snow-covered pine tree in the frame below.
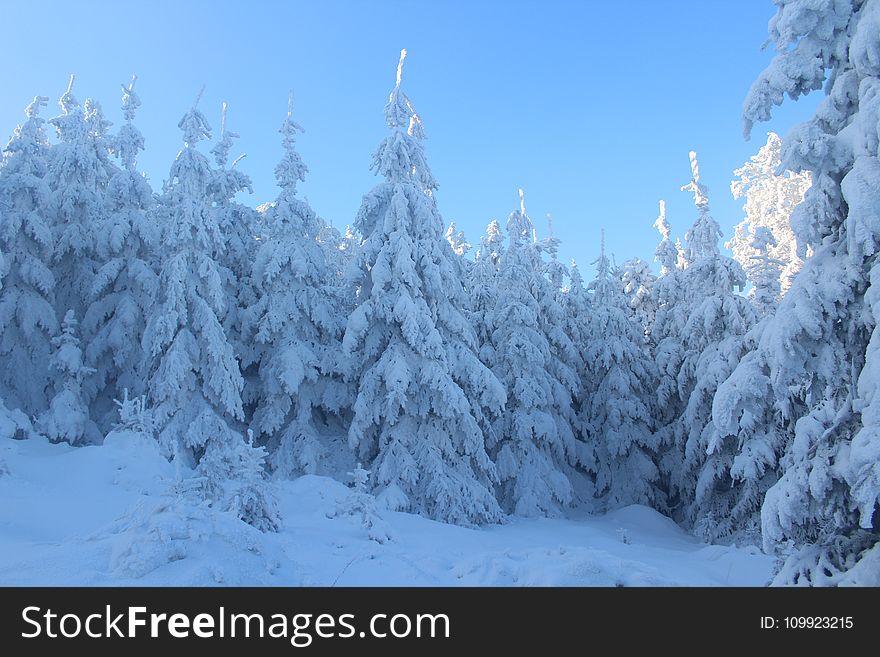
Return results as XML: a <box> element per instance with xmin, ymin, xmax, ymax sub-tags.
<box><xmin>728</xmin><ymin>131</ymin><xmax>811</xmax><ymax>295</ymax></box>
<box><xmin>532</xmin><ymin>211</ymin><xmax>585</xmax><ymax>486</ymax></box>
<box><xmin>335</xmin><ymin>463</ymin><xmax>392</xmax><ymax>543</ymax></box>
<box><xmin>39</xmin><ymin>310</ymin><xmax>101</xmax><ymax>445</ymax></box>
<box><xmin>245</xmin><ymin>94</ymin><xmax>347</xmax><ymax>477</ymax></box>
<box><xmin>583</xmin><ymin>232</ymin><xmax>660</xmax><ymax>509</ymax></box>
<box><xmin>142</xmin><ymin>90</ymin><xmax>276</xmax><ymax>531</ymax></box>
<box><xmin>0</xmin><ymin>95</ymin><xmax>57</xmax><ymax>414</ymax></box>
<box><xmin>47</xmin><ymin>76</ymin><xmax>117</xmax><ymax>329</ymax></box>
<box><xmin>655</xmin><ymin>152</ymin><xmax>755</xmax><ymax>531</ymax></box>
<box><xmin>199</xmin><ymin>428</ymin><xmax>281</xmax><ymax>533</ymax></box>
<box><xmin>208</xmin><ymin>102</ymin><xmax>261</xmax><ymax>413</ymax></box>
<box><xmin>619</xmin><ymin>257</ymin><xmax>657</xmax><ymax>340</ymax></box>
<box><xmin>650</xmin><ymin>199</ymin><xmax>688</xmax><ymax>500</ymax></box>
<box><xmin>556</xmin><ymin>259</ymin><xmax>595</xmax><ymax>494</ymax></box>
<box><xmin>712</xmin><ymin>0</ymin><xmax>880</xmax><ymax>583</ymax></box>
<box><xmin>470</xmin><ymin>219</ymin><xmax>504</xmax><ymax>359</ymax></box>
<box><xmin>653</xmin><ymin>200</ymin><xmax>679</xmax><ymax>276</ymax></box>
<box><xmin>445</xmin><ymin>222</ymin><xmax>471</xmax><ymax>258</ymax></box>
<box><xmin>343</xmin><ymin>50</ymin><xmax>504</xmax><ymax>525</ymax></box>
<box><xmin>82</xmin><ymin>76</ymin><xmax>158</xmax><ymax>428</ymax></box>
<box><xmin>487</xmin><ymin>191</ymin><xmax>579</xmax><ymax>516</ymax></box>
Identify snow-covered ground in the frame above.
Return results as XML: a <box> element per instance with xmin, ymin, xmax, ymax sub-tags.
<box><xmin>0</xmin><ymin>434</ymin><xmax>775</xmax><ymax>586</ymax></box>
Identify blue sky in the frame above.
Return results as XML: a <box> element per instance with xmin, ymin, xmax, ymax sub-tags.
<box><xmin>0</xmin><ymin>0</ymin><xmax>818</xmax><ymax>273</ymax></box>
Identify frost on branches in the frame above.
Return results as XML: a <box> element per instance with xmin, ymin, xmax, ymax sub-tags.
<box><xmin>0</xmin><ymin>95</ymin><xmax>57</xmax><ymax>414</ymax></box>
<box><xmin>342</xmin><ymin>50</ymin><xmax>504</xmax><ymax>525</ymax></box>
<box><xmin>653</xmin><ymin>152</ymin><xmax>754</xmax><ymax>535</ymax></box>
<box><xmin>728</xmin><ymin>131</ymin><xmax>811</xmax><ymax>296</ymax></box>
<box><xmin>718</xmin><ymin>0</ymin><xmax>880</xmax><ymax>583</ymax></box>
<box><xmin>48</xmin><ymin>76</ymin><xmax>117</xmax><ymax>337</ymax></box>
<box><xmin>583</xmin><ymin>233</ymin><xmax>660</xmax><ymax>510</ymax></box>
<box><xmin>486</xmin><ymin>191</ymin><xmax>580</xmax><ymax>517</ymax></box>
<box><xmin>39</xmin><ymin>310</ymin><xmax>101</xmax><ymax>445</ymax></box>
<box><xmin>83</xmin><ymin>76</ymin><xmax>158</xmax><ymax>429</ymax></box>
<box><xmin>140</xmin><ymin>91</ymin><xmax>277</xmax><ymax>531</ymax></box>
<box><xmin>244</xmin><ymin>94</ymin><xmax>348</xmax><ymax>478</ymax></box>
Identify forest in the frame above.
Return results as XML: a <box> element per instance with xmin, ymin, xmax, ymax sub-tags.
<box><xmin>1</xmin><ymin>0</ymin><xmax>878</xmax><ymax>586</ymax></box>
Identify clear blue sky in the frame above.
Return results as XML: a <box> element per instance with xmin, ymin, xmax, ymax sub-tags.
<box><xmin>0</xmin><ymin>0</ymin><xmax>818</xmax><ymax>273</ymax></box>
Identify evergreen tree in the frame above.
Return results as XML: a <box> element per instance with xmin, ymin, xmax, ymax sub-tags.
<box><xmin>654</xmin><ymin>152</ymin><xmax>755</xmax><ymax>528</ymax></box>
<box><xmin>470</xmin><ymin>220</ymin><xmax>504</xmax><ymax>358</ymax></box>
<box><xmin>342</xmin><ymin>50</ymin><xmax>504</xmax><ymax>525</ymax></box>
<box><xmin>82</xmin><ymin>76</ymin><xmax>158</xmax><ymax>426</ymax></box>
<box><xmin>141</xmin><ymin>90</ymin><xmax>277</xmax><ymax>531</ymax></box>
<box><xmin>728</xmin><ymin>131</ymin><xmax>811</xmax><ymax>294</ymax></box>
<box><xmin>487</xmin><ymin>191</ymin><xmax>578</xmax><ymax>516</ymax></box>
<box><xmin>39</xmin><ymin>310</ymin><xmax>101</xmax><ymax>445</ymax></box>
<box><xmin>714</xmin><ymin>0</ymin><xmax>880</xmax><ymax>582</ymax></box>
<box><xmin>142</xmin><ymin>88</ymin><xmax>244</xmax><ymax>452</ymax></box>
<box><xmin>584</xmin><ymin>233</ymin><xmax>660</xmax><ymax>509</ymax></box>
<box><xmin>0</xmin><ymin>95</ymin><xmax>57</xmax><ymax>413</ymax></box>
<box><xmin>48</xmin><ymin>76</ymin><xmax>117</xmax><ymax>325</ymax></box>
<box><xmin>620</xmin><ymin>256</ymin><xmax>657</xmax><ymax>339</ymax></box>
<box><xmin>245</xmin><ymin>94</ymin><xmax>346</xmax><ymax>477</ymax></box>
<box><xmin>209</xmin><ymin>102</ymin><xmax>259</xmax><ymax>391</ymax></box>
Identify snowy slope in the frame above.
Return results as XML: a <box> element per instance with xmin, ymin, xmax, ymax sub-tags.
<box><xmin>0</xmin><ymin>435</ymin><xmax>774</xmax><ymax>586</ymax></box>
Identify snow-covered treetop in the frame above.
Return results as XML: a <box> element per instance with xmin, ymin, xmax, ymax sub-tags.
<box><xmin>49</xmin><ymin>75</ymin><xmax>85</xmax><ymax>143</ymax></box>
<box><xmin>446</xmin><ymin>222</ymin><xmax>471</xmax><ymax>256</ymax></box>
<box><xmin>177</xmin><ymin>86</ymin><xmax>211</xmax><ymax>147</ymax></box>
<box><xmin>58</xmin><ymin>75</ymin><xmax>79</xmax><ymax>116</ymax></box>
<box><xmin>371</xmin><ymin>49</ymin><xmax>435</xmax><ymax>190</ymax></box>
<box><xmin>84</xmin><ymin>99</ymin><xmax>112</xmax><ymax>145</ymax></box>
<box><xmin>653</xmin><ymin>200</ymin><xmax>678</xmax><ymax>276</ymax></box>
<box><xmin>5</xmin><ymin>96</ymin><xmax>50</xmax><ymax>162</ymax></box>
<box><xmin>681</xmin><ymin>151</ymin><xmax>721</xmax><ymax>263</ymax></box>
<box><xmin>541</xmin><ymin>213</ymin><xmax>567</xmax><ymax>289</ymax></box>
<box><xmin>120</xmin><ymin>75</ymin><xmax>141</xmax><ymax>122</ymax></box>
<box><xmin>681</xmin><ymin>150</ymin><xmax>709</xmax><ymax>211</ymax></box>
<box><xmin>384</xmin><ymin>48</ymin><xmax>423</xmax><ymax>137</ymax></box>
<box><xmin>507</xmin><ymin>189</ymin><xmax>534</xmax><ymax>249</ymax></box>
<box><xmin>477</xmin><ymin>219</ymin><xmax>504</xmax><ymax>263</ymax></box>
<box><xmin>24</xmin><ymin>95</ymin><xmax>49</xmax><ymax>120</ymax></box>
<box><xmin>275</xmin><ymin>91</ymin><xmax>308</xmax><ymax>194</ymax></box>
<box><xmin>589</xmin><ymin>229</ymin><xmax>615</xmax><ymax>304</ymax></box>
<box><xmin>210</xmin><ymin>101</ymin><xmax>240</xmax><ymax>168</ymax></box>
<box><xmin>114</xmin><ymin>76</ymin><xmax>144</xmax><ymax>171</ymax></box>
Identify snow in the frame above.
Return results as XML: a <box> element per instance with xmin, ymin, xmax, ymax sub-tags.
<box><xmin>0</xmin><ymin>434</ymin><xmax>775</xmax><ymax>586</ymax></box>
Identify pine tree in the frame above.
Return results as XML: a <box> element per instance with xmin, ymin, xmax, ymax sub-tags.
<box><xmin>532</xmin><ymin>211</ymin><xmax>585</xmax><ymax>487</ymax></box>
<box><xmin>343</xmin><ymin>50</ymin><xmax>504</xmax><ymax>525</ymax></box>
<box><xmin>0</xmin><ymin>95</ymin><xmax>57</xmax><ymax>413</ymax></box>
<box><xmin>487</xmin><ymin>191</ymin><xmax>579</xmax><ymax>516</ymax></box>
<box><xmin>728</xmin><ymin>131</ymin><xmax>811</xmax><ymax>294</ymax></box>
<box><xmin>619</xmin><ymin>257</ymin><xmax>657</xmax><ymax>339</ymax></box>
<box><xmin>199</xmin><ymin>429</ymin><xmax>281</xmax><ymax>533</ymax></box>
<box><xmin>82</xmin><ymin>76</ymin><xmax>158</xmax><ymax>427</ymax></box>
<box><xmin>470</xmin><ymin>220</ymin><xmax>504</xmax><ymax>358</ymax></box>
<box><xmin>209</xmin><ymin>102</ymin><xmax>259</xmax><ymax>392</ymax></box>
<box><xmin>654</xmin><ymin>152</ymin><xmax>755</xmax><ymax>529</ymax></box>
<box><xmin>653</xmin><ymin>200</ymin><xmax>679</xmax><ymax>277</ymax></box>
<box><xmin>245</xmin><ymin>94</ymin><xmax>346</xmax><ymax>477</ymax></box>
<box><xmin>48</xmin><ymin>76</ymin><xmax>117</xmax><ymax>326</ymax></box>
<box><xmin>141</xmin><ymin>90</ymin><xmax>277</xmax><ymax>532</ymax></box>
<box><xmin>39</xmin><ymin>310</ymin><xmax>101</xmax><ymax>444</ymax></box>
<box><xmin>714</xmin><ymin>0</ymin><xmax>880</xmax><ymax>582</ymax></box>
<box><xmin>584</xmin><ymin>233</ymin><xmax>660</xmax><ymax>509</ymax></box>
